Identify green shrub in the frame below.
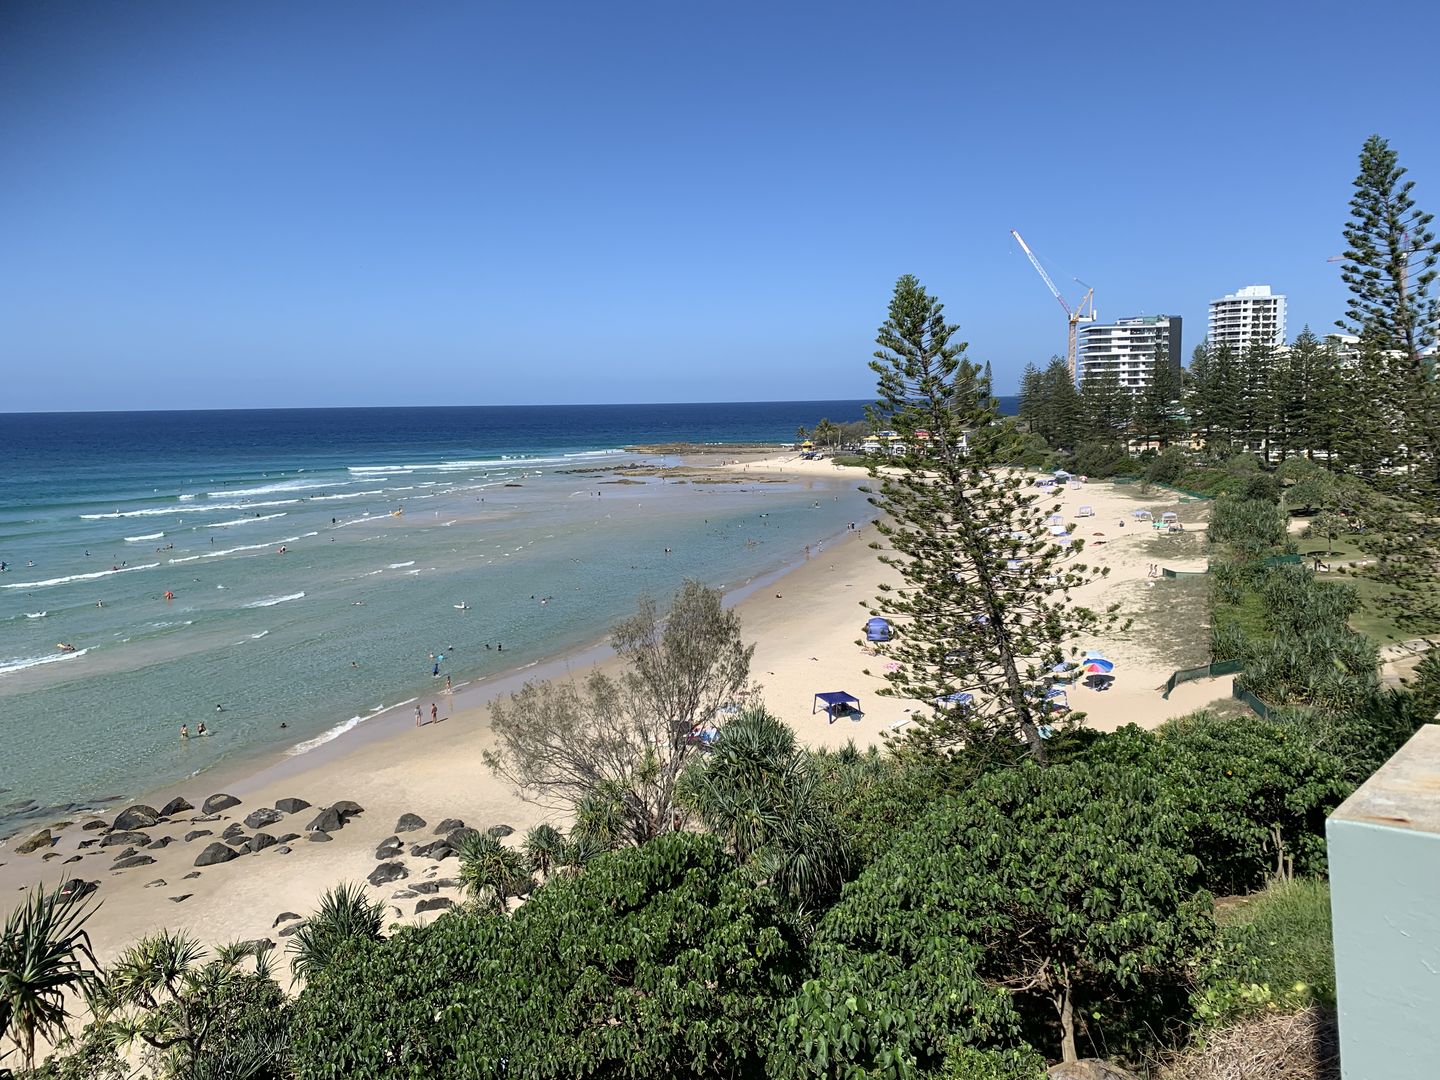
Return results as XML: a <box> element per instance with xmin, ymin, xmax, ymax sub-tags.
<box><xmin>1144</xmin><ymin>447</ymin><xmax>1189</xmax><ymax>486</ymax></box>
<box><xmin>290</xmin><ymin>833</ymin><xmax>805</xmax><ymax>1079</ymax></box>
<box><xmin>1194</xmin><ymin>879</ymin><xmax>1335</xmax><ymax>1026</ymax></box>
<box><xmin>1088</xmin><ymin>716</ymin><xmax>1351</xmax><ymax>894</ymax></box>
<box><xmin>802</xmin><ymin>763</ymin><xmax>1212</xmax><ymax>1068</ymax></box>
<box><xmin>1065</xmin><ymin>441</ymin><xmax>1136</xmax><ymax>479</ymax></box>
<box><xmin>1208</xmin><ymin>496</ymin><xmax>1288</xmax><ymax>558</ymax></box>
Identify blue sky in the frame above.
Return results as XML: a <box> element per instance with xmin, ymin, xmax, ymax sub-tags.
<box><xmin>3</xmin><ymin>1</ymin><xmax>1437</xmax><ymax>411</ymax></box>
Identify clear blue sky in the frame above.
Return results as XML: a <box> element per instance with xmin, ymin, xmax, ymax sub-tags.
<box><xmin>3</xmin><ymin>1</ymin><xmax>1437</xmax><ymax>411</ymax></box>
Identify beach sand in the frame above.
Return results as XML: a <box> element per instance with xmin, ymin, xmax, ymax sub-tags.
<box><xmin>0</xmin><ymin>457</ymin><xmax>1225</xmax><ymax>974</ymax></box>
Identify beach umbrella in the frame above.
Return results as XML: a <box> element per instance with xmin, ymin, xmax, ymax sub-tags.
<box><xmin>942</xmin><ymin>691</ymin><xmax>974</xmax><ymax>708</ymax></box>
<box><xmin>1082</xmin><ymin>657</ymin><xmax>1115</xmax><ymax>674</ymax></box>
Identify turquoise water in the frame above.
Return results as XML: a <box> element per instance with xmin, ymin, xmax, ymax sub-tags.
<box><xmin>0</xmin><ymin>404</ymin><xmax>874</xmax><ymax>835</ymax></box>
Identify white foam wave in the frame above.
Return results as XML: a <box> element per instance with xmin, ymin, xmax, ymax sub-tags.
<box><xmin>169</xmin><ymin>536</ymin><xmax>301</xmax><ymax>564</ymax></box>
<box><xmin>204</xmin><ymin>513</ymin><xmax>287</xmax><ymax>528</ymax></box>
<box><xmin>309</xmin><ymin>490</ymin><xmax>385</xmax><ymax>502</ymax></box>
<box><xmin>25</xmin><ymin>611</ymin><xmax>47</xmax><ymax>619</ymax></box>
<box><xmin>125</xmin><ymin>532</ymin><xmax>165</xmax><ymax>542</ymax></box>
<box><xmin>387</xmin><ymin>561</ymin><xmax>415</xmax><ymax>569</ymax></box>
<box><xmin>81</xmin><ymin>499</ymin><xmax>299</xmax><ymax>520</ymax></box>
<box><xmin>0</xmin><ymin>649</ymin><xmax>89</xmax><ymax>677</ymax></box>
<box><xmin>206</xmin><ymin>478</ymin><xmax>356</xmax><ymax>498</ymax></box>
<box><xmin>2</xmin><ymin>563</ymin><xmax>160</xmax><ymax>590</ymax></box>
<box><xmin>285</xmin><ymin>715</ymin><xmax>366</xmax><ymax>756</ymax></box>
<box><xmin>241</xmin><ymin>591</ymin><xmax>305</xmax><ymax>609</ymax></box>
<box><xmin>249</xmin><ymin>630</ymin><xmax>270</xmax><ymax>640</ymax></box>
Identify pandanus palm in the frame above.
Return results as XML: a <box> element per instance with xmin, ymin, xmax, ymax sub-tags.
<box><xmin>286</xmin><ymin>882</ymin><xmax>385</xmax><ymax>979</ymax></box>
<box><xmin>458</xmin><ymin>833</ymin><xmax>531</xmax><ymax>916</ymax></box>
<box><xmin>0</xmin><ymin>880</ymin><xmax>102</xmax><ymax>1070</ymax></box>
<box><xmin>522</xmin><ymin>823</ymin><xmax>565</xmax><ymax>879</ymax></box>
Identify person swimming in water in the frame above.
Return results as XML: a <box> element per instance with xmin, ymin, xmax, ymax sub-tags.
<box><xmin>180</xmin><ymin>724</ymin><xmax>189</xmax><ymax>739</ymax></box>
<box><xmin>197</xmin><ymin>721</ymin><xmax>207</xmax><ymax>736</ymax></box>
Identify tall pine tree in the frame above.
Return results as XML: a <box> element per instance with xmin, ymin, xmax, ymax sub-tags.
<box><xmin>864</xmin><ymin>275</ymin><xmax>1117</xmax><ymax>763</ymax></box>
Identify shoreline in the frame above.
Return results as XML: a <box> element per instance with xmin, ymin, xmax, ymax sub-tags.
<box><xmin>0</xmin><ymin>460</ymin><xmax>1226</xmax><ymax>973</ymax></box>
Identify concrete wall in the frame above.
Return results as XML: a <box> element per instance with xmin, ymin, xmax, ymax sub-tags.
<box><xmin>1327</xmin><ymin>724</ymin><xmax>1440</xmax><ymax>1080</ymax></box>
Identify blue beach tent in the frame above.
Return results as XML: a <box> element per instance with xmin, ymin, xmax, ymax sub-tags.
<box><xmin>865</xmin><ymin>617</ymin><xmax>892</xmax><ymax>642</ymax></box>
<box><xmin>813</xmin><ymin>691</ymin><xmax>862</xmax><ymax>722</ymax></box>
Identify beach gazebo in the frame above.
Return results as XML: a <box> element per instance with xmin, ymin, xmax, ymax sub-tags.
<box><xmin>1132</xmin><ymin>509</ymin><xmax>1153</xmax><ymax>521</ymax></box>
<box><xmin>1162</xmin><ymin>511</ymin><xmax>1179</xmax><ymax>524</ymax></box>
<box><xmin>1053</xmin><ymin>469</ymin><xmax>1072</xmax><ymax>481</ymax></box>
<box><xmin>941</xmin><ymin>691</ymin><xmax>974</xmax><ymax>710</ymax></box>
<box><xmin>1076</xmin><ymin>505</ymin><xmax>1094</xmax><ymax>517</ymax></box>
<box><xmin>864</xmin><ymin>617</ymin><xmax>892</xmax><ymax>643</ymax></box>
<box><xmin>813</xmin><ymin>691</ymin><xmax>862</xmax><ymax>724</ymax></box>
<box><xmin>1048</xmin><ymin>524</ymin><xmax>1068</xmax><ymax>537</ymax></box>
<box><xmin>1047</xmin><ymin>513</ymin><xmax>1065</xmax><ymax>526</ymax></box>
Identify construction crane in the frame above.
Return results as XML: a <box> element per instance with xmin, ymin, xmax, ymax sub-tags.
<box><xmin>1011</xmin><ymin>230</ymin><xmax>1095</xmax><ymax>380</ymax></box>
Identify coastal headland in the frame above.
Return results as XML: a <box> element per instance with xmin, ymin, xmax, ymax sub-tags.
<box><xmin>0</xmin><ymin>453</ymin><xmax>1221</xmax><ymax>969</ymax></box>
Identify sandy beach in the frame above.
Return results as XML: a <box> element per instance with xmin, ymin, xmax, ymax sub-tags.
<box><xmin>0</xmin><ymin>455</ymin><xmax>1225</xmax><ymax>972</ymax></box>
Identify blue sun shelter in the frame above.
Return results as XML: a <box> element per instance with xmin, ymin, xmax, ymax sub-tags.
<box><xmin>865</xmin><ymin>617</ymin><xmax>892</xmax><ymax>642</ymax></box>
<box><xmin>814</xmin><ymin>691</ymin><xmax>862</xmax><ymax>724</ymax></box>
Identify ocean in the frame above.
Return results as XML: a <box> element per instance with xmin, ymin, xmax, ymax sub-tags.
<box><xmin>0</xmin><ymin>401</ymin><xmax>896</xmax><ymax>835</ymax></box>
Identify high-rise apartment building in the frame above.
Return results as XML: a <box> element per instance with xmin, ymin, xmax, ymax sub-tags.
<box><xmin>1208</xmin><ymin>285</ymin><xmax>1287</xmax><ymax>351</ymax></box>
<box><xmin>1077</xmin><ymin>315</ymin><xmax>1183</xmax><ymax>395</ymax></box>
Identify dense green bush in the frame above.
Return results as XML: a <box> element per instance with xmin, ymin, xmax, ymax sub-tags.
<box><xmin>1063</xmin><ymin>441</ymin><xmax>1135</xmax><ymax>479</ymax></box>
<box><xmin>1089</xmin><ymin>716</ymin><xmax>1351</xmax><ymax>894</ymax></box>
<box><xmin>1193</xmin><ymin>879</ymin><xmax>1335</xmax><ymax>1026</ymax></box>
<box><xmin>1144</xmin><ymin>446</ymin><xmax>1189</xmax><ymax>486</ymax></box>
<box><xmin>291</xmin><ymin>833</ymin><xmax>805</xmax><ymax>1078</ymax></box>
<box><xmin>1207</xmin><ymin>496</ymin><xmax>1288</xmax><ymax>559</ymax></box>
<box><xmin>802</xmin><ymin>763</ymin><xmax>1212</xmax><ymax>1069</ymax></box>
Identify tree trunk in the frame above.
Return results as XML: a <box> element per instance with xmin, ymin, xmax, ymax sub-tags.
<box><xmin>1059</xmin><ymin>978</ymin><xmax>1078</xmax><ymax>1064</ymax></box>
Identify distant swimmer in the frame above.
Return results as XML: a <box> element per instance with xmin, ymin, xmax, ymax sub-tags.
<box><xmin>96</xmin><ymin>600</ymin><xmax>104</xmax><ymax>608</ymax></box>
<box><xmin>180</xmin><ymin>724</ymin><xmax>189</xmax><ymax>739</ymax></box>
<box><xmin>197</xmin><ymin>721</ymin><xmax>207</xmax><ymax>736</ymax></box>
<box><xmin>163</xmin><ymin>591</ymin><xmax>175</xmax><ymax>600</ymax></box>
<box><xmin>276</xmin><ymin>546</ymin><xmax>288</xmax><ymax>554</ymax></box>
<box><xmin>444</xmin><ymin>675</ymin><xmax>452</xmax><ymax>692</ymax></box>
<box><xmin>56</xmin><ymin>642</ymin><xmax>77</xmax><ymax>653</ymax></box>
<box><xmin>215</xmin><ymin>704</ymin><xmax>224</xmax><ymax>712</ymax></box>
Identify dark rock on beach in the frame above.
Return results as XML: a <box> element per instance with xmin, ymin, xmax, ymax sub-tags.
<box><xmin>274</xmin><ymin>797</ymin><xmax>310</xmax><ymax>814</ymax></box>
<box><xmin>273</xmin><ymin>845</ymin><xmax>292</xmax><ymax>853</ymax></box>
<box><xmin>16</xmin><ymin>830</ymin><xmax>52</xmax><ymax>854</ymax></box>
<box><xmin>63</xmin><ymin>855</ymin><xmax>82</xmax><ymax>864</ymax></box>
<box><xmin>306</xmin><ymin>807</ymin><xmax>343</xmax><ymax>834</ymax></box>
<box><xmin>194</xmin><ymin>842</ymin><xmax>239</xmax><ymax>867</ymax></box>
<box><xmin>222</xmin><ymin>823</ymin><xmax>246</xmax><ymax>840</ymax></box>
<box><xmin>395</xmin><ymin>813</ymin><xmax>426</xmax><ymax>833</ymax></box>
<box><xmin>410</xmin><ymin>881</ymin><xmax>440</xmax><ymax>894</ymax></box>
<box><xmin>145</xmin><ymin>879</ymin><xmax>167</xmax><ymax>888</ymax></box>
<box><xmin>147</xmin><ymin>836</ymin><xmax>175</xmax><ymax>850</ymax></box>
<box><xmin>81</xmin><ymin>819</ymin><xmax>108</xmax><ymax>831</ymax></box>
<box><xmin>159</xmin><ymin>797</ymin><xmax>194</xmax><ymax>817</ymax></box>
<box><xmin>190</xmin><ymin>813</ymin><xmax>221</xmax><ymax>823</ymax></box>
<box><xmin>307</xmin><ymin>830</ymin><xmax>332</xmax><ymax>843</ymax></box>
<box><xmin>368</xmin><ymin>861</ymin><xmax>408</xmax><ymax>886</ymax></box>
<box><xmin>184</xmin><ymin>830</ymin><xmax>212</xmax><ymax>843</ymax></box>
<box><xmin>111</xmin><ymin>854</ymin><xmax>156</xmax><ymax>869</ymax></box>
<box><xmin>113</xmin><ymin>805</ymin><xmax>160</xmax><ymax>831</ymax></box>
<box><xmin>116</xmin><ymin>847</ymin><xmax>138</xmax><ymax>859</ymax></box>
<box><xmin>415</xmin><ymin>896</ymin><xmax>454</xmax><ymax>914</ymax></box>
<box><xmin>169</xmin><ymin>894</ymin><xmax>192</xmax><ymax>903</ymax></box>
<box><xmin>275</xmin><ymin>832</ymin><xmax>301</xmax><ymax>844</ymax></box>
<box><xmin>486</xmin><ymin>824</ymin><xmax>515</xmax><ymax>839</ymax></box>
<box><xmin>248</xmin><ymin>833</ymin><xmax>277</xmax><ymax>853</ymax></box>
<box><xmin>244</xmin><ymin>807</ymin><xmax>285</xmax><ymax>830</ymax></box>
<box><xmin>202</xmin><ymin>794</ymin><xmax>241</xmax><ymax>814</ymax></box>
<box><xmin>446</xmin><ymin>827</ymin><xmax>479</xmax><ymax>851</ymax></box>
<box><xmin>101</xmin><ymin>830</ymin><xmax>149</xmax><ymax>848</ymax></box>
<box><xmin>375</xmin><ymin>836</ymin><xmax>404</xmax><ymax>859</ymax></box>
<box><xmin>59</xmin><ymin>879</ymin><xmax>98</xmax><ymax>901</ymax></box>
<box><xmin>273</xmin><ymin>912</ymin><xmax>301</xmax><ymax>927</ymax></box>
<box><xmin>278</xmin><ymin>922</ymin><xmax>303</xmax><ymax>937</ymax></box>
<box><xmin>183</xmin><ymin>871</ymin><xmax>201</xmax><ymax>879</ymax></box>
<box><xmin>434</xmin><ymin>818</ymin><xmax>464</xmax><ymax>834</ymax></box>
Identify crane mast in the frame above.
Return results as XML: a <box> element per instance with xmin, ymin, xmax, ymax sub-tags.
<box><xmin>1011</xmin><ymin>230</ymin><xmax>1095</xmax><ymax>381</ymax></box>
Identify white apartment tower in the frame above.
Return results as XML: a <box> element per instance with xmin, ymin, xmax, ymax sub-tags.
<box><xmin>1208</xmin><ymin>285</ymin><xmax>1287</xmax><ymax>351</ymax></box>
<box><xmin>1077</xmin><ymin>315</ymin><xmax>1183</xmax><ymax>395</ymax></box>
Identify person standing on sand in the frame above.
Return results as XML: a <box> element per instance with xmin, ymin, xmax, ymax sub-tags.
<box><xmin>431</xmin><ymin>702</ymin><xmax>438</xmax><ymax>724</ymax></box>
<box><xmin>444</xmin><ymin>675</ymin><xmax>452</xmax><ymax>692</ymax></box>
<box><xmin>415</xmin><ymin>705</ymin><xmax>423</xmax><ymax>727</ymax></box>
